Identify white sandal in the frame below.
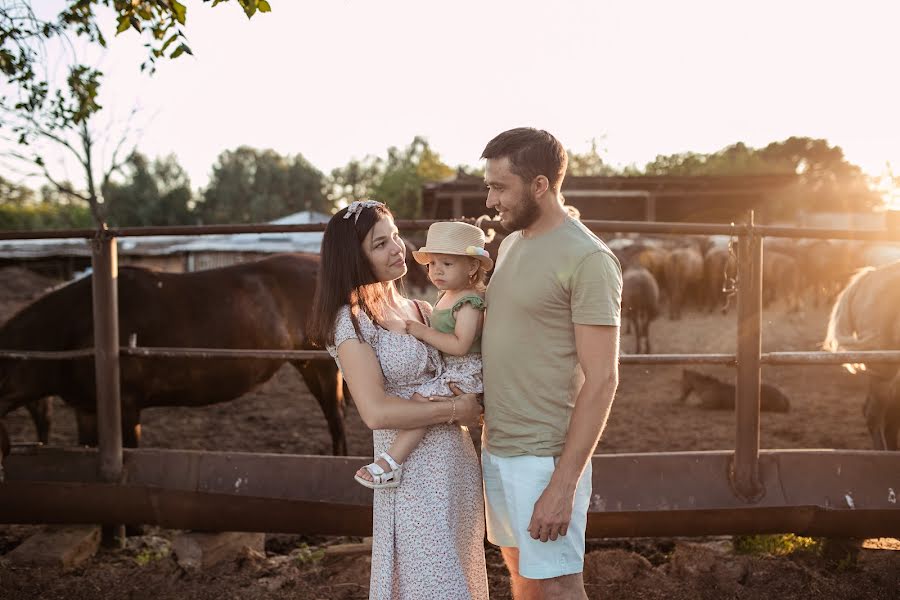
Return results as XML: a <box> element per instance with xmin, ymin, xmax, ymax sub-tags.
<box><xmin>354</xmin><ymin>452</ymin><xmax>403</xmax><ymax>489</ymax></box>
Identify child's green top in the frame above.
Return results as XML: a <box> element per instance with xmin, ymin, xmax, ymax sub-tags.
<box><xmin>429</xmin><ymin>294</ymin><xmax>485</xmax><ymax>353</ymax></box>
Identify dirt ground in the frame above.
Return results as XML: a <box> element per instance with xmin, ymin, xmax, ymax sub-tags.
<box><xmin>0</xmin><ymin>268</ymin><xmax>898</xmax><ymax>599</ymax></box>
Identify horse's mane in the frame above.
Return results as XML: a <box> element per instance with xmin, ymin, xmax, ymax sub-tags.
<box><xmin>824</xmin><ymin>259</ymin><xmax>900</xmax><ymax>373</ymax></box>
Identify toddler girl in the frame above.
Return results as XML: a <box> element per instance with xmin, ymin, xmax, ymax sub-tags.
<box><xmin>354</xmin><ymin>221</ymin><xmax>492</xmax><ymax>488</ymax></box>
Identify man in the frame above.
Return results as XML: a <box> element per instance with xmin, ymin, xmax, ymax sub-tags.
<box><xmin>481</xmin><ymin>128</ymin><xmax>622</xmax><ymax>600</ymax></box>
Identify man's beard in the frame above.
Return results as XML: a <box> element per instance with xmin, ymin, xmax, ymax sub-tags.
<box><xmin>501</xmin><ymin>188</ymin><xmax>541</xmax><ymax>232</ymax></box>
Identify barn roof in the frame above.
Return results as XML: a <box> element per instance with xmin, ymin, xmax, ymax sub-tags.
<box><xmin>0</xmin><ymin>210</ymin><xmax>330</xmax><ymax>259</ymax></box>
<box><xmin>422</xmin><ymin>173</ymin><xmax>801</xmax><ymax>222</ymax></box>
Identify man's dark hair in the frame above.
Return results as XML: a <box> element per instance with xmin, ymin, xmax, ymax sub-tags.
<box><xmin>481</xmin><ymin>127</ymin><xmax>568</xmax><ymax>192</ymax></box>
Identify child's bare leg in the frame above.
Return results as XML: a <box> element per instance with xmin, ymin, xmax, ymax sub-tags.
<box><xmin>355</xmin><ymin>427</ymin><xmax>427</xmax><ymax>482</ymax></box>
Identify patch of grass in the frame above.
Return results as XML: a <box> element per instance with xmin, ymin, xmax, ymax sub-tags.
<box><xmin>134</xmin><ymin>546</ymin><xmax>170</xmax><ymax>566</ymax></box>
<box><xmin>292</xmin><ymin>542</ymin><xmax>325</xmax><ymax>565</ymax></box>
<box><xmin>733</xmin><ymin>534</ymin><xmax>822</xmax><ymax>556</ymax></box>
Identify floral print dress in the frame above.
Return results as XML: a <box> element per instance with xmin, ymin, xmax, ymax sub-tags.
<box><xmin>327</xmin><ymin>303</ymin><xmax>489</xmax><ymax>600</ymax></box>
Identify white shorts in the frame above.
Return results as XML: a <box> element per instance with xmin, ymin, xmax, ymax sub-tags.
<box><xmin>482</xmin><ymin>449</ymin><xmax>592</xmax><ymax>580</ymax></box>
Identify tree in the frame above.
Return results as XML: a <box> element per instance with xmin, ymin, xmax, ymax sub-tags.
<box><xmin>757</xmin><ymin>137</ymin><xmax>879</xmax><ymax>211</ymax></box>
<box><xmin>0</xmin><ymin>1</ymin><xmax>269</xmax><ymax>228</ymax></box>
<box><xmin>327</xmin><ymin>156</ymin><xmax>383</xmax><ymax>208</ymax></box>
<box><xmin>0</xmin><ymin>173</ymin><xmax>35</xmax><ymax>204</ymax></box>
<box><xmin>101</xmin><ymin>151</ymin><xmax>194</xmax><ymax>226</ymax></box>
<box><xmin>375</xmin><ymin>137</ymin><xmax>455</xmax><ymax>218</ymax></box>
<box><xmin>642</xmin><ymin>138</ymin><xmax>881</xmax><ymax>213</ymax></box>
<box><xmin>0</xmin><ymin>174</ymin><xmax>91</xmax><ymax>229</ymax></box>
<box><xmin>567</xmin><ymin>138</ymin><xmax>618</xmax><ymax>176</ymax></box>
<box><xmin>199</xmin><ymin>146</ymin><xmax>329</xmax><ymax>224</ymax></box>
<box><xmin>327</xmin><ymin>136</ymin><xmax>454</xmax><ymax>218</ymax></box>
<box><xmin>1</xmin><ymin>1</ymin><xmax>270</xmax><ymax>129</ymax></box>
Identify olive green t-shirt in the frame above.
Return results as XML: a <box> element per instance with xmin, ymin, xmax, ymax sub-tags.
<box><xmin>482</xmin><ymin>217</ymin><xmax>622</xmax><ymax>457</ymax></box>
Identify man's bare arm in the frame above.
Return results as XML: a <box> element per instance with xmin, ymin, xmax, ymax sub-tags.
<box><xmin>527</xmin><ymin>324</ymin><xmax>619</xmax><ymax>542</ymax></box>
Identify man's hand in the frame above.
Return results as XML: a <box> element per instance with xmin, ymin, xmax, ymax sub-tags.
<box><xmin>404</xmin><ymin>319</ymin><xmax>429</xmax><ymax>339</ymax></box>
<box><xmin>527</xmin><ymin>479</ymin><xmax>576</xmax><ymax>542</ymax></box>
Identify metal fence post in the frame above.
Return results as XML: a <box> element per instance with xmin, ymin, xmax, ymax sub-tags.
<box><xmin>732</xmin><ymin>211</ymin><xmax>764</xmax><ymax>500</ymax></box>
<box><xmin>90</xmin><ymin>230</ymin><xmax>123</xmax><ymax>484</ymax></box>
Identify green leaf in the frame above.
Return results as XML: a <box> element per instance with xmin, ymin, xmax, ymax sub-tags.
<box><xmin>171</xmin><ymin>1</ymin><xmax>188</xmax><ymax>25</ymax></box>
<box><xmin>116</xmin><ymin>15</ymin><xmax>131</xmax><ymax>34</ymax></box>
<box><xmin>161</xmin><ymin>33</ymin><xmax>179</xmax><ymax>53</ymax></box>
<box><xmin>258</xmin><ymin>1</ymin><xmax>272</xmax><ymax>12</ymax></box>
<box><xmin>170</xmin><ymin>44</ymin><xmax>193</xmax><ymax>59</ymax></box>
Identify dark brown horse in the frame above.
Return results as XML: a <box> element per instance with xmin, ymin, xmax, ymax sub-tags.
<box><xmin>679</xmin><ymin>369</ymin><xmax>791</xmax><ymax>413</ymax></box>
<box><xmin>621</xmin><ymin>266</ymin><xmax>659</xmax><ymax>354</ymax></box>
<box><xmin>0</xmin><ymin>254</ymin><xmax>349</xmax><ymax>456</ymax></box>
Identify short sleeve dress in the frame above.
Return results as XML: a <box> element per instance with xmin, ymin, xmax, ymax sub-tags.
<box><xmin>327</xmin><ymin>303</ymin><xmax>488</xmax><ymax>600</ymax></box>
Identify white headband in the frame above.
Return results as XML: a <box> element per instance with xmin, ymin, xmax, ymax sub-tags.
<box><xmin>343</xmin><ymin>200</ymin><xmax>385</xmax><ymax>224</ymax></box>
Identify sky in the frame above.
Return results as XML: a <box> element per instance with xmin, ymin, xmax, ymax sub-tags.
<box><xmin>10</xmin><ymin>0</ymin><xmax>900</xmax><ymax>196</ymax></box>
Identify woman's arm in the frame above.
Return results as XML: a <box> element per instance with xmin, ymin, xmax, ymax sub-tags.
<box><xmin>405</xmin><ymin>304</ymin><xmax>483</xmax><ymax>356</ymax></box>
<box><xmin>337</xmin><ymin>338</ymin><xmax>481</xmax><ymax>430</ymax></box>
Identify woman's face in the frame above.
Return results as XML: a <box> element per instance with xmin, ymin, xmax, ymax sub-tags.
<box><xmin>362</xmin><ymin>216</ymin><xmax>407</xmax><ymax>283</ymax></box>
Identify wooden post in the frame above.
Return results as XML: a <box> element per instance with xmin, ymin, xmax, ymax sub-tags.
<box><xmin>732</xmin><ymin>211</ymin><xmax>764</xmax><ymax>500</ymax></box>
<box><xmin>645</xmin><ymin>194</ymin><xmax>656</xmax><ymax>222</ymax></box>
<box><xmin>451</xmin><ymin>194</ymin><xmax>463</xmax><ymax>218</ymax></box>
<box><xmin>91</xmin><ymin>230</ymin><xmax>124</xmax><ymax>544</ymax></box>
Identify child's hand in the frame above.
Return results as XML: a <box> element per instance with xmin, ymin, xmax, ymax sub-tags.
<box><xmin>405</xmin><ymin>319</ymin><xmax>428</xmax><ymax>339</ymax></box>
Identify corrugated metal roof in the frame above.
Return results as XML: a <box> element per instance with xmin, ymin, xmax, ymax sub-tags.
<box><xmin>0</xmin><ymin>211</ymin><xmax>330</xmax><ymax>258</ymax></box>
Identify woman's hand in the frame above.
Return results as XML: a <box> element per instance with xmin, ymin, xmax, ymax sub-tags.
<box><xmin>429</xmin><ymin>384</ymin><xmax>483</xmax><ymax>427</ymax></box>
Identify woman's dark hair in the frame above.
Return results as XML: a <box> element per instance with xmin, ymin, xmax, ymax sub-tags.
<box><xmin>307</xmin><ymin>202</ymin><xmax>395</xmax><ymax>347</ymax></box>
<box><xmin>481</xmin><ymin>127</ymin><xmax>568</xmax><ymax>192</ymax></box>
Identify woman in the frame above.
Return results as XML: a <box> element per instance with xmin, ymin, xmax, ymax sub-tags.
<box><xmin>308</xmin><ymin>200</ymin><xmax>489</xmax><ymax>600</ymax></box>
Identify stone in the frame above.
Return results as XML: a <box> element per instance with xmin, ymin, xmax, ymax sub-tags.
<box><xmin>664</xmin><ymin>541</ymin><xmax>749</xmax><ymax>589</ymax></box>
<box><xmin>583</xmin><ymin>549</ymin><xmax>653</xmax><ymax>583</ymax></box>
<box><xmin>171</xmin><ymin>531</ymin><xmax>265</xmax><ymax>570</ymax></box>
<box><xmin>5</xmin><ymin>526</ymin><xmax>100</xmax><ymax>570</ymax></box>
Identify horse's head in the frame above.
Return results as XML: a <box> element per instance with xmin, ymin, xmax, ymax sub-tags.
<box><xmin>679</xmin><ymin>368</ymin><xmax>699</xmax><ymax>401</ymax></box>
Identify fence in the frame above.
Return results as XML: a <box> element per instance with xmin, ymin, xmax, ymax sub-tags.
<box><xmin>1</xmin><ymin>215</ymin><xmax>899</xmax><ymax>538</ymax></box>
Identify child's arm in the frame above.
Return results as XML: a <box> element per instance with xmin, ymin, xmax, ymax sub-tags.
<box><xmin>406</xmin><ymin>304</ymin><xmax>483</xmax><ymax>356</ymax></box>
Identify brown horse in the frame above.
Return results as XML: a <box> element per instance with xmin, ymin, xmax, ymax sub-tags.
<box><xmin>621</xmin><ymin>266</ymin><xmax>660</xmax><ymax>354</ymax></box>
<box><xmin>703</xmin><ymin>245</ymin><xmax>736</xmax><ymax>313</ymax></box>
<box><xmin>2</xmin><ymin>237</ymin><xmax>430</xmax><ymax>454</ymax></box>
<box><xmin>0</xmin><ymin>254</ymin><xmax>349</xmax><ymax>457</ymax></box>
<box><xmin>824</xmin><ymin>259</ymin><xmax>900</xmax><ymax>450</ymax></box>
<box><xmin>664</xmin><ymin>245</ymin><xmax>704</xmax><ymax>320</ymax></box>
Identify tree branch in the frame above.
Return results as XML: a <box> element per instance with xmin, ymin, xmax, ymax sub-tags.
<box><xmin>5</xmin><ymin>148</ymin><xmax>91</xmax><ymax>204</ymax></box>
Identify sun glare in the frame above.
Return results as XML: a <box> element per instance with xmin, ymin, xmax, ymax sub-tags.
<box><xmin>877</xmin><ymin>165</ymin><xmax>900</xmax><ymax>211</ymax></box>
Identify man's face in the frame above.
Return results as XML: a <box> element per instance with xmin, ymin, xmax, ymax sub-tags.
<box><xmin>484</xmin><ymin>157</ymin><xmax>540</xmax><ymax>232</ymax></box>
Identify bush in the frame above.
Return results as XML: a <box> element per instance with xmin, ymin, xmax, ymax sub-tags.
<box><xmin>733</xmin><ymin>533</ymin><xmax>822</xmax><ymax>556</ymax></box>
<box><xmin>0</xmin><ymin>203</ymin><xmax>93</xmax><ymax>230</ymax></box>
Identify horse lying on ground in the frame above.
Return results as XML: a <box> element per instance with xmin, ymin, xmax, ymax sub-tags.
<box><xmin>0</xmin><ymin>253</ymin><xmax>349</xmax><ymax>457</ymax></box>
<box><xmin>824</xmin><ymin>259</ymin><xmax>900</xmax><ymax>450</ymax></box>
<box><xmin>679</xmin><ymin>369</ymin><xmax>791</xmax><ymax>413</ymax></box>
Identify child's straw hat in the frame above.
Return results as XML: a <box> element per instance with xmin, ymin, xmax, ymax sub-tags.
<box><xmin>412</xmin><ymin>221</ymin><xmax>493</xmax><ymax>271</ymax></box>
